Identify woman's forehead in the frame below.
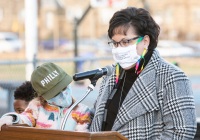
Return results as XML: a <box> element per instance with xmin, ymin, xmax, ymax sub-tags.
<box><xmin>112</xmin><ymin>25</ymin><xmax>135</xmax><ymax>37</ymax></box>
<box><xmin>112</xmin><ymin>26</ymin><xmax>136</xmax><ymax>40</ymax></box>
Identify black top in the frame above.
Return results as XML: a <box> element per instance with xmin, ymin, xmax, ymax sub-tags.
<box><xmin>102</xmin><ymin>49</ymin><xmax>153</xmax><ymax>131</ymax></box>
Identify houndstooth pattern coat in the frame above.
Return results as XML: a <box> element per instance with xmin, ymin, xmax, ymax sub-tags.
<box><xmin>90</xmin><ymin>50</ymin><xmax>197</xmax><ymax>140</ymax></box>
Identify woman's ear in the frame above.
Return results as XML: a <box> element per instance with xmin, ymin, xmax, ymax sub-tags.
<box><xmin>143</xmin><ymin>35</ymin><xmax>150</xmax><ymax>49</ymax></box>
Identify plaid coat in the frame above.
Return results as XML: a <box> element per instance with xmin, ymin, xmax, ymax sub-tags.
<box><xmin>90</xmin><ymin>50</ymin><xmax>197</xmax><ymax>140</ymax></box>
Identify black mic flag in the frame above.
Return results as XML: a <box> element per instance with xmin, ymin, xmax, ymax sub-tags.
<box><xmin>73</xmin><ymin>65</ymin><xmax>113</xmax><ymax>81</ymax></box>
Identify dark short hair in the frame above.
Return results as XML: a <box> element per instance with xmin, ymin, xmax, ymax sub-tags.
<box><xmin>14</xmin><ymin>81</ymin><xmax>36</xmax><ymax>102</ymax></box>
<box><xmin>108</xmin><ymin>7</ymin><xmax>160</xmax><ymax>50</ymax></box>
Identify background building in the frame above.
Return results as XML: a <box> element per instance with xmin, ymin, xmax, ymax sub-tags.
<box><xmin>0</xmin><ymin>0</ymin><xmax>200</xmax><ymax>42</ymax></box>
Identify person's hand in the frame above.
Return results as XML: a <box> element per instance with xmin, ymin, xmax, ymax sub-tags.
<box><xmin>0</xmin><ymin>116</ymin><xmax>13</xmax><ymax>131</ymax></box>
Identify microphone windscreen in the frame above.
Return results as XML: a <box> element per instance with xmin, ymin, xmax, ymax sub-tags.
<box><xmin>105</xmin><ymin>65</ymin><xmax>113</xmax><ymax>76</ymax></box>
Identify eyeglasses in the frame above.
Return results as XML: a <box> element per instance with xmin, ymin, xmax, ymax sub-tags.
<box><xmin>108</xmin><ymin>36</ymin><xmax>141</xmax><ymax>48</ymax></box>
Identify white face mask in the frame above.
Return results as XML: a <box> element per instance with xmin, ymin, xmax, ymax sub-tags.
<box><xmin>47</xmin><ymin>85</ymin><xmax>72</xmax><ymax>108</ymax></box>
<box><xmin>112</xmin><ymin>43</ymin><xmax>140</xmax><ymax>69</ymax></box>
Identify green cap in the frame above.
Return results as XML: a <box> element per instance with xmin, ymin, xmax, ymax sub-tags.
<box><xmin>31</xmin><ymin>62</ymin><xmax>72</xmax><ymax>100</ymax></box>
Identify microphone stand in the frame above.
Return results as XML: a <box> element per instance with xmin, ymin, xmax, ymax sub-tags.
<box><xmin>60</xmin><ymin>71</ymin><xmax>103</xmax><ymax>130</ymax></box>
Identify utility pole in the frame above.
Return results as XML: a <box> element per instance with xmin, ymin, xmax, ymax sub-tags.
<box><xmin>25</xmin><ymin>0</ymin><xmax>38</xmax><ymax>80</ymax></box>
<box><xmin>73</xmin><ymin>5</ymin><xmax>91</xmax><ymax>73</ymax></box>
<box><xmin>141</xmin><ymin>0</ymin><xmax>150</xmax><ymax>12</ymax></box>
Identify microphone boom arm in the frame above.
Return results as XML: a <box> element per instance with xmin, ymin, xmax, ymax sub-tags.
<box><xmin>60</xmin><ymin>84</ymin><xmax>95</xmax><ymax>130</ymax></box>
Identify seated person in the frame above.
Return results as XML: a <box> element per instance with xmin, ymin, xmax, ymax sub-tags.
<box><xmin>14</xmin><ymin>81</ymin><xmax>36</xmax><ymax>114</ymax></box>
<box><xmin>0</xmin><ymin>62</ymin><xmax>91</xmax><ymax>131</ymax></box>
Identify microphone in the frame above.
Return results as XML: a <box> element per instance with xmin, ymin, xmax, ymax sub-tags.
<box><xmin>73</xmin><ymin>65</ymin><xmax>113</xmax><ymax>81</ymax></box>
